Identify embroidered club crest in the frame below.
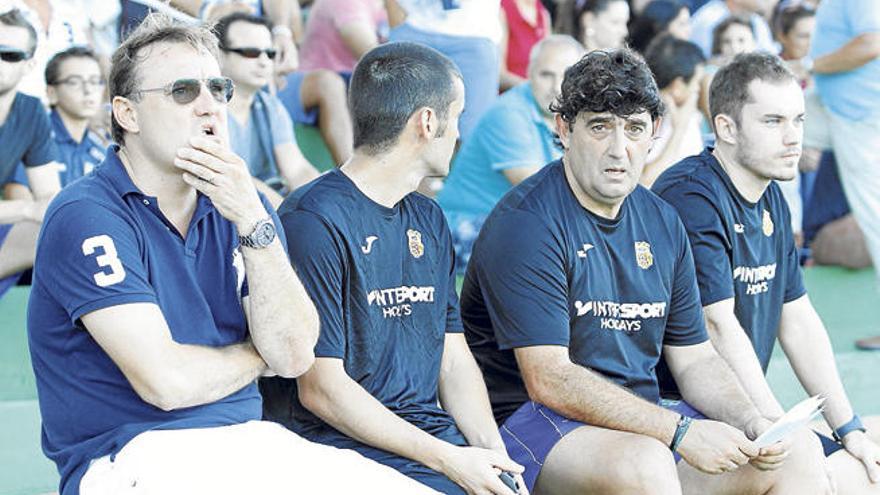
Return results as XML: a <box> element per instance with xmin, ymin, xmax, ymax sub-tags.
<box><xmin>762</xmin><ymin>209</ymin><xmax>774</xmax><ymax>237</ymax></box>
<box><xmin>634</xmin><ymin>241</ymin><xmax>653</xmax><ymax>269</ymax></box>
<box><xmin>407</xmin><ymin>229</ymin><xmax>424</xmax><ymax>258</ymax></box>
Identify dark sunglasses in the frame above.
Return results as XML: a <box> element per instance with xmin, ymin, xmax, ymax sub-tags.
<box><xmin>0</xmin><ymin>49</ymin><xmax>30</xmax><ymax>63</ymax></box>
<box><xmin>137</xmin><ymin>77</ymin><xmax>235</xmax><ymax>105</ymax></box>
<box><xmin>223</xmin><ymin>46</ymin><xmax>278</xmax><ymax>59</ymax></box>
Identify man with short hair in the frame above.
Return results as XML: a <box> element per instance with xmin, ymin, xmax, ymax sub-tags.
<box><xmin>214</xmin><ymin>12</ymin><xmax>318</xmax><ymax>206</ymax></box>
<box><xmin>27</xmin><ymin>14</ymin><xmax>436</xmax><ymax>495</ymax></box>
<box><xmin>261</xmin><ymin>42</ymin><xmax>525</xmax><ymax>494</ymax></box>
<box><xmin>0</xmin><ymin>9</ymin><xmax>61</xmax><ymax>298</ymax></box>
<box><xmin>653</xmin><ymin>51</ymin><xmax>880</xmax><ymax>493</ymax></box>
<box><xmin>438</xmin><ymin>34</ymin><xmax>583</xmax><ymax>272</ymax></box>
<box><xmin>462</xmin><ymin>48</ymin><xmax>832</xmax><ymax>494</ymax></box>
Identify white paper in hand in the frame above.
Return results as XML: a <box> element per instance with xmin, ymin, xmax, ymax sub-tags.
<box><xmin>753</xmin><ymin>396</ymin><xmax>826</xmax><ymax>448</ymax></box>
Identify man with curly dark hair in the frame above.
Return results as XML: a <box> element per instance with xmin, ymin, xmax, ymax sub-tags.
<box><xmin>461</xmin><ymin>48</ymin><xmax>832</xmax><ymax>494</ymax></box>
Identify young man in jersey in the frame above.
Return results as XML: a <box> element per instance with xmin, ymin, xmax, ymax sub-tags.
<box><xmin>0</xmin><ymin>9</ymin><xmax>62</xmax><ymax>297</ymax></box>
<box><xmin>653</xmin><ymin>51</ymin><xmax>880</xmax><ymax>493</ymax></box>
<box><xmin>27</xmin><ymin>15</ymin><xmax>435</xmax><ymax>495</ymax></box>
<box><xmin>261</xmin><ymin>42</ymin><xmax>526</xmax><ymax>495</ymax></box>
<box><xmin>461</xmin><ymin>48</ymin><xmax>832</xmax><ymax>494</ymax></box>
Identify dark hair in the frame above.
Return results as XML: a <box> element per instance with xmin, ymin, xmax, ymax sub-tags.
<box><xmin>772</xmin><ymin>3</ymin><xmax>814</xmax><ymax>37</ymax></box>
<box><xmin>0</xmin><ymin>9</ymin><xmax>37</xmax><ymax>56</ymax></box>
<box><xmin>551</xmin><ymin>48</ymin><xmax>664</xmax><ymax>126</ymax></box>
<box><xmin>644</xmin><ymin>35</ymin><xmax>704</xmax><ymax>89</ymax></box>
<box><xmin>575</xmin><ymin>0</ymin><xmax>628</xmax><ymax>35</ymax></box>
<box><xmin>711</xmin><ymin>15</ymin><xmax>754</xmax><ymax>56</ymax></box>
<box><xmin>349</xmin><ymin>42</ymin><xmax>461</xmax><ymax>155</ymax></box>
<box><xmin>109</xmin><ymin>13</ymin><xmax>220</xmax><ymax>144</ymax></box>
<box><xmin>628</xmin><ymin>0</ymin><xmax>688</xmax><ymax>54</ymax></box>
<box><xmin>709</xmin><ymin>52</ymin><xmax>796</xmax><ymax>127</ymax></box>
<box><xmin>45</xmin><ymin>46</ymin><xmax>100</xmax><ymax>85</ymax></box>
<box><xmin>212</xmin><ymin>12</ymin><xmax>272</xmax><ymax>49</ymax></box>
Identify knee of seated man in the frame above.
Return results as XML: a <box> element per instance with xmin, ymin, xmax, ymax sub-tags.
<box><xmin>606</xmin><ymin>436</ymin><xmax>678</xmax><ymax>489</ymax></box>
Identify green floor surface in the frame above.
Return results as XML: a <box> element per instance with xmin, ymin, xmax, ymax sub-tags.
<box><xmin>2</xmin><ymin>266</ymin><xmax>878</xmax><ymax>494</ymax></box>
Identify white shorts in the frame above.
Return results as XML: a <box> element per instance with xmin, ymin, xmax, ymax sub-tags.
<box><xmin>79</xmin><ymin>420</ymin><xmax>439</xmax><ymax>495</ymax></box>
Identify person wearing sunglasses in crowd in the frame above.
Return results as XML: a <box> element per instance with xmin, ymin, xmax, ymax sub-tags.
<box><xmin>4</xmin><ymin>46</ymin><xmax>111</xmax><ymax>200</ymax></box>
<box><xmin>26</xmin><ymin>13</ymin><xmax>438</xmax><ymax>495</ymax></box>
<box><xmin>214</xmin><ymin>12</ymin><xmax>318</xmax><ymax>208</ymax></box>
<box><xmin>0</xmin><ymin>9</ymin><xmax>62</xmax><ymax>302</ymax></box>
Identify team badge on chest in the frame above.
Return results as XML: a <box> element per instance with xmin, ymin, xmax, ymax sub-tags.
<box><xmin>762</xmin><ymin>209</ymin><xmax>774</xmax><ymax>237</ymax></box>
<box><xmin>634</xmin><ymin>241</ymin><xmax>654</xmax><ymax>269</ymax></box>
<box><xmin>407</xmin><ymin>229</ymin><xmax>424</xmax><ymax>258</ymax></box>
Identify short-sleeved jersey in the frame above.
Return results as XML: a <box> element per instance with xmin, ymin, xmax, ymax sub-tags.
<box><xmin>27</xmin><ymin>146</ymin><xmax>281</xmax><ymax>495</ymax></box>
<box><xmin>462</xmin><ymin>160</ymin><xmax>709</xmax><ymax>423</ymax></box>
<box><xmin>652</xmin><ymin>149</ymin><xmax>806</xmax><ymax>394</ymax></box>
<box><xmin>0</xmin><ymin>93</ymin><xmax>58</xmax><ymax>183</ymax></box>
<box><xmin>261</xmin><ymin>170</ymin><xmax>466</xmax><ymax>449</ymax></box>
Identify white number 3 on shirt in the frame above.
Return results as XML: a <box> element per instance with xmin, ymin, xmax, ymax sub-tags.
<box><xmin>81</xmin><ymin>235</ymin><xmax>126</xmax><ymax>287</ymax></box>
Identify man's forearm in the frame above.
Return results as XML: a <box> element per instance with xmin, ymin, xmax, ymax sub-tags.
<box><xmin>675</xmin><ymin>352</ymin><xmax>763</xmax><ymax>429</ymax></box>
<box><xmin>0</xmin><ymin>198</ymin><xmax>43</xmax><ymax>223</ymax></box>
<box><xmin>705</xmin><ymin>316</ymin><xmax>785</xmax><ymax>418</ymax></box>
<box><xmin>779</xmin><ymin>301</ymin><xmax>853</xmax><ymax>428</ymax></box>
<box><xmin>242</xmin><ymin>239</ymin><xmax>319</xmax><ymax>377</ymax></box>
<box><xmin>527</xmin><ymin>357</ymin><xmax>680</xmax><ymax>446</ymax></box>
<box><xmin>813</xmin><ymin>33</ymin><xmax>880</xmax><ymax>74</ymax></box>
<box><xmin>300</xmin><ymin>365</ymin><xmax>462</xmax><ymax>473</ymax></box>
<box><xmin>438</xmin><ymin>339</ymin><xmax>505</xmax><ymax>451</ymax></box>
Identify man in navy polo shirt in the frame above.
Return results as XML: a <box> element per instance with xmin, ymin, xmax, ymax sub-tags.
<box><xmin>653</xmin><ymin>52</ymin><xmax>880</xmax><ymax>492</ymax></box>
<box><xmin>261</xmin><ymin>42</ymin><xmax>525</xmax><ymax>494</ymax></box>
<box><xmin>27</xmin><ymin>14</ymin><xmax>434</xmax><ymax>495</ymax></box>
<box><xmin>0</xmin><ymin>9</ymin><xmax>62</xmax><ymax>298</ymax></box>
<box><xmin>461</xmin><ymin>48</ymin><xmax>832</xmax><ymax>494</ymax></box>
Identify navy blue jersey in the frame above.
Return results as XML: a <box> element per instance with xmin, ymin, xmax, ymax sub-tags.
<box><xmin>462</xmin><ymin>160</ymin><xmax>708</xmax><ymax>423</ymax></box>
<box><xmin>262</xmin><ymin>169</ymin><xmax>466</xmax><ymax>449</ymax></box>
<box><xmin>0</xmin><ymin>93</ymin><xmax>58</xmax><ymax>182</ymax></box>
<box><xmin>27</xmin><ymin>147</ymin><xmax>280</xmax><ymax>495</ymax></box>
<box><xmin>652</xmin><ymin>149</ymin><xmax>806</xmax><ymax>395</ymax></box>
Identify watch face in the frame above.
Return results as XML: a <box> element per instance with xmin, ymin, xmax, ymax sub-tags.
<box><xmin>255</xmin><ymin>221</ymin><xmax>276</xmax><ymax>246</ymax></box>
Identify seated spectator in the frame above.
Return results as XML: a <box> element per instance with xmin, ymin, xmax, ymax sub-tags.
<box><xmin>641</xmin><ymin>35</ymin><xmax>705</xmax><ymax>186</ymax></box>
<box><xmin>386</xmin><ymin>0</ymin><xmax>502</xmax><ymax>141</ymax></box>
<box><xmin>261</xmin><ymin>41</ymin><xmax>525</xmax><ymax>494</ymax></box>
<box><xmin>690</xmin><ymin>0</ymin><xmax>776</xmax><ymax>59</ymax></box>
<box><xmin>461</xmin><ymin>47</ymin><xmax>831</xmax><ymax>495</ymax></box>
<box><xmin>772</xmin><ymin>1</ymin><xmax>815</xmax><ymax>87</ymax></box>
<box><xmin>0</xmin><ymin>9</ymin><xmax>62</xmax><ymax>299</ymax></box>
<box><xmin>804</xmin><ymin>152</ymin><xmax>871</xmax><ymax>269</ymax></box>
<box><xmin>499</xmin><ymin>0</ymin><xmax>551</xmax><ymax>90</ymax></box>
<box><xmin>27</xmin><ymin>14</ymin><xmax>434</xmax><ymax>495</ymax></box>
<box><xmin>215</xmin><ymin>13</ymin><xmax>319</xmax><ymax>207</ymax></box>
<box><xmin>576</xmin><ymin>0</ymin><xmax>630</xmax><ymax>51</ymax></box>
<box><xmin>628</xmin><ymin>0</ymin><xmax>692</xmax><ymax>54</ymax></box>
<box><xmin>438</xmin><ymin>35</ymin><xmax>584</xmax><ymax>272</ymax></box>
<box><xmin>276</xmin><ymin>0</ymin><xmax>386</xmax><ymax>166</ymax></box>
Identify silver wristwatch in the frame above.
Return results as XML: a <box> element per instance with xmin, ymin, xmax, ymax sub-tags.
<box><xmin>239</xmin><ymin>217</ymin><xmax>276</xmax><ymax>249</ymax></box>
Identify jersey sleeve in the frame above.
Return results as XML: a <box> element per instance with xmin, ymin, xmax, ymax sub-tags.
<box><xmin>7</xmin><ymin>163</ymin><xmax>28</xmax><ymax>185</ymax></box>
<box><xmin>38</xmin><ymin>200</ymin><xmax>157</xmax><ymax>322</ymax></box>
<box><xmin>23</xmin><ymin>104</ymin><xmax>59</xmax><ymax>167</ymax></box>
<box><xmin>473</xmin><ymin>210</ymin><xmax>570</xmax><ymax>349</ymax></box>
<box><xmin>776</xmin><ymin>193</ymin><xmax>807</xmax><ymax>303</ymax></box>
<box><xmin>664</xmin><ymin>218</ymin><xmax>711</xmax><ymax>346</ymax></box>
<box><xmin>482</xmin><ymin>105</ymin><xmax>550</xmax><ymax>172</ymax></box>
<box><xmin>657</xmin><ymin>183</ymin><xmax>735</xmax><ymax>307</ymax></box>
<box><xmin>438</xmin><ymin>208</ymin><xmax>464</xmax><ymax>334</ymax></box>
<box><xmin>279</xmin><ymin>208</ymin><xmax>347</xmax><ymax>358</ymax></box>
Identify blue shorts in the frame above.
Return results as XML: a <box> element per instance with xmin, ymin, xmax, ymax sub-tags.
<box><xmin>501</xmin><ymin>399</ymin><xmax>843</xmax><ymax>491</ymax></box>
<box><xmin>500</xmin><ymin>399</ymin><xmax>705</xmax><ymax>492</ymax></box>
<box><xmin>0</xmin><ymin>224</ymin><xmax>22</xmax><ymax>298</ymax></box>
<box><xmin>277</xmin><ymin>71</ymin><xmax>320</xmax><ymax>126</ymax></box>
